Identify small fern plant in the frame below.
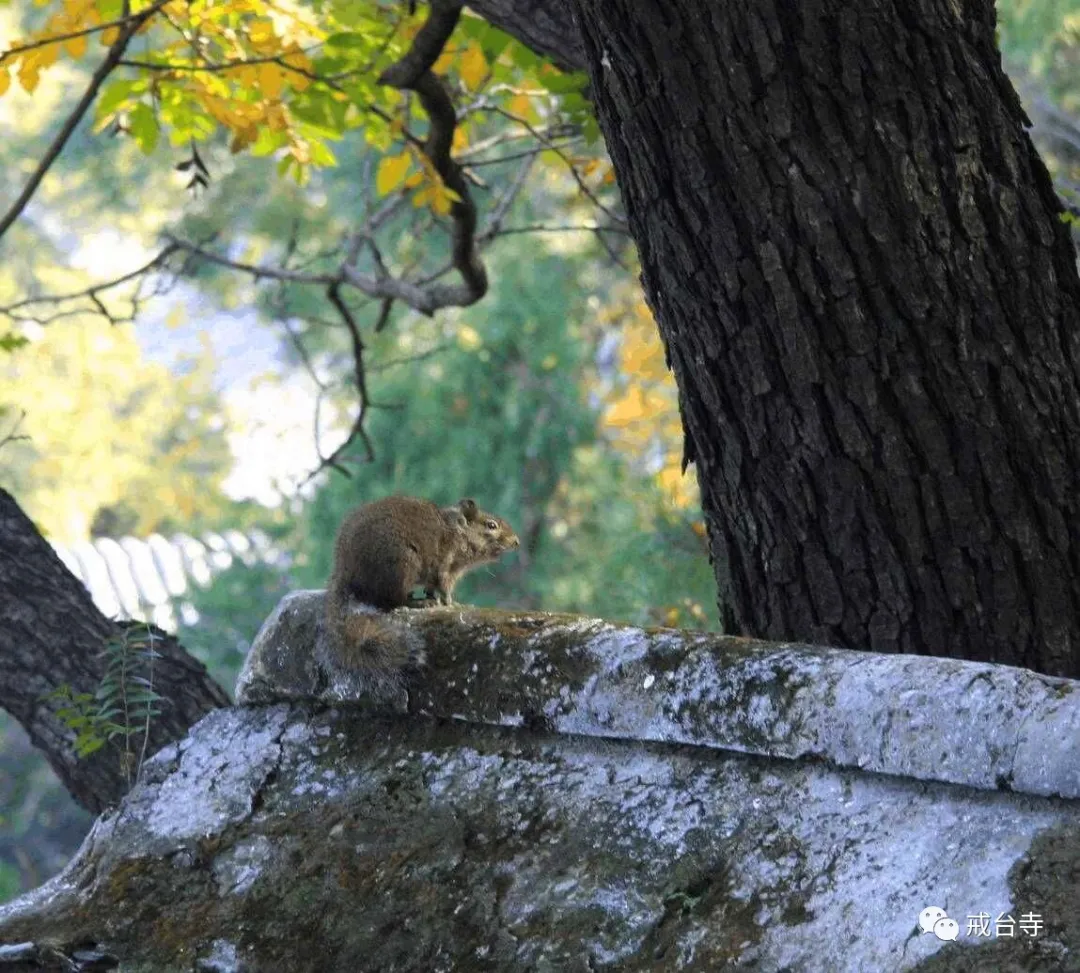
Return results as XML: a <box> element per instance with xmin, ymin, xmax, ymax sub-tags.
<box><xmin>48</xmin><ymin>621</ymin><xmax>164</xmax><ymax>788</ymax></box>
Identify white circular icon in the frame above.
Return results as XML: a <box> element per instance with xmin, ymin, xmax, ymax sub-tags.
<box><xmin>933</xmin><ymin>917</ymin><xmax>960</xmax><ymax>942</ymax></box>
<box><xmin>918</xmin><ymin>906</ymin><xmax>947</xmax><ymax>934</ymax></box>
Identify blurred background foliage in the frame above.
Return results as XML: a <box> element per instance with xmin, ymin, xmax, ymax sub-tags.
<box><xmin>1</xmin><ymin>0</ymin><xmax>1079</xmax><ymax>904</ymax></box>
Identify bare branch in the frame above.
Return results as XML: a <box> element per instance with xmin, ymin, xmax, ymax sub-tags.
<box><xmin>491</xmin><ymin>222</ymin><xmax>631</xmax><ymax>237</ymax></box>
<box><xmin>488</xmin><ymin>104</ymin><xmax>626</xmax><ymax>230</ymax></box>
<box><xmin>1</xmin><ymin>12</ymin><xmax>146</xmax><ymax>62</ymax></box>
<box><xmin>374</xmin><ymin>0</ymin><xmax>488</xmax><ymax>312</ymax></box>
<box><xmin>297</xmin><ymin>286</ymin><xmax>382</xmax><ymax>484</ymax></box>
<box><xmin>0</xmin><ymin>409</ymin><xmax>29</xmax><ymax>453</ymax></box>
<box><xmin>481</xmin><ymin>151</ymin><xmax>537</xmax><ymax>240</ymax></box>
<box><xmin>164</xmin><ymin>235</ymin><xmax>337</xmax><ymax>286</ymax></box>
<box><xmin>377</xmin><ymin>0</ymin><xmax>463</xmax><ymax>89</ymax></box>
<box><xmin>0</xmin><ymin>245</ymin><xmax>180</xmax><ymax>325</ymax></box>
<box><xmin>368</xmin><ymin>343</ymin><xmax>454</xmax><ymax>373</ymax></box>
<box><xmin>464</xmin><ymin>140</ymin><xmax>581</xmax><ymax>166</ymax></box>
<box><xmin>117</xmin><ymin>48</ymin><xmax>321</xmax><ymax>73</ymax></box>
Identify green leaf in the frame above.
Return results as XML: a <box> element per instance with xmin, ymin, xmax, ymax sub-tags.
<box><xmin>76</xmin><ymin>738</ymin><xmax>105</xmax><ymax>757</ymax></box>
<box><xmin>278</xmin><ymin>155</ymin><xmax>298</xmax><ymax>179</ymax></box>
<box><xmin>307</xmin><ymin>139</ymin><xmax>338</xmax><ymax>167</ymax></box>
<box><xmin>0</xmin><ymin>332</ymin><xmax>29</xmax><ymax>352</ymax></box>
<box><xmin>291</xmin><ymin>93</ymin><xmax>349</xmax><ymax>137</ymax></box>
<box><xmin>251</xmin><ymin>128</ymin><xmax>290</xmax><ymax>157</ymax></box>
<box><xmin>507</xmin><ymin>42</ymin><xmax>543</xmax><ymax>71</ymax></box>
<box><xmin>325</xmin><ymin>32</ymin><xmax>369</xmax><ymax>51</ymax></box>
<box><xmin>129</xmin><ymin>103</ymin><xmax>160</xmax><ymax>154</ymax></box>
<box><xmin>96</xmin><ymin>79</ymin><xmax>139</xmax><ymax>122</ymax></box>
<box><xmin>537</xmin><ymin>70</ymin><xmax>588</xmax><ymax>95</ymax></box>
<box><xmin>469</xmin><ymin>22</ymin><xmax>513</xmax><ymax>62</ymax></box>
<box><xmin>328</xmin><ymin>0</ymin><xmax>376</xmax><ymax>28</ymax></box>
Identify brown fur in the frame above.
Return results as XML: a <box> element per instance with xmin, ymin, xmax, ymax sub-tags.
<box><xmin>325</xmin><ymin>496</ymin><xmax>519</xmax><ymax>673</ymax></box>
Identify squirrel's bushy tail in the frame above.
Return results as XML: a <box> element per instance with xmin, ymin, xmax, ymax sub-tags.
<box><xmin>325</xmin><ymin>594</ymin><xmax>425</xmax><ymax>673</ymax></box>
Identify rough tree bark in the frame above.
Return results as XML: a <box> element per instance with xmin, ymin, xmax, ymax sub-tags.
<box><xmin>569</xmin><ymin>0</ymin><xmax>1080</xmax><ymax>676</ymax></box>
<box><xmin>0</xmin><ymin>488</ymin><xmax>230</xmax><ymax>814</ymax></box>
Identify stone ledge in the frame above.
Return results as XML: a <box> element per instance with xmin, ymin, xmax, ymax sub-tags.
<box><xmin>237</xmin><ymin>591</ymin><xmax>1080</xmax><ymax>799</ymax></box>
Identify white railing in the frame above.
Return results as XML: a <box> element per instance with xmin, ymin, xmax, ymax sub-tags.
<box><xmin>51</xmin><ymin>530</ymin><xmax>280</xmax><ymax>633</ymax></box>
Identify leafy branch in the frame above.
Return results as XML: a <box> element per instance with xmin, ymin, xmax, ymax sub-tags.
<box><xmin>0</xmin><ymin>0</ymin><xmax>171</xmax><ymax>244</ymax></box>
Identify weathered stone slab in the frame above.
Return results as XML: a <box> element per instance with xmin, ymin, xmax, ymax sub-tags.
<box><xmin>240</xmin><ymin>592</ymin><xmax>1080</xmax><ymax>799</ymax></box>
<box><xmin>1</xmin><ymin>704</ymin><xmax>1077</xmax><ymax>972</ymax></box>
<box><xmin>4</xmin><ymin>596</ymin><xmax>1080</xmax><ymax>971</ymax></box>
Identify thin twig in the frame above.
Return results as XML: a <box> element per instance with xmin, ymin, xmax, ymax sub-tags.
<box><xmin>488</xmin><ymin>104</ymin><xmax>627</xmax><ymax>229</ymax></box>
<box><xmin>0</xmin><ymin>245</ymin><xmax>180</xmax><ymax>323</ymax></box>
<box><xmin>0</xmin><ymin>409</ymin><xmax>29</xmax><ymax>452</ymax></box>
<box><xmin>307</xmin><ymin>282</ymin><xmax>376</xmax><ymax>478</ymax></box>
<box><xmin>164</xmin><ymin>235</ymin><xmax>337</xmax><ymax>285</ymax></box>
<box><xmin>1</xmin><ymin>12</ymin><xmax>143</xmax><ymax>61</ymax></box>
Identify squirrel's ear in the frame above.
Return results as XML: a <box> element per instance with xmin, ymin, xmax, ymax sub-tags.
<box><xmin>458</xmin><ymin>498</ymin><xmax>478</xmax><ymax>520</ymax></box>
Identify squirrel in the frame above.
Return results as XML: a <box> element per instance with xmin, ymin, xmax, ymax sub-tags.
<box><xmin>324</xmin><ymin>495</ymin><xmax>520</xmax><ymax>675</ymax></box>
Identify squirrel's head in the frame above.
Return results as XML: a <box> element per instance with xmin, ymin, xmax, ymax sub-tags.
<box><xmin>455</xmin><ymin>497</ymin><xmax>520</xmax><ymax>561</ymax></box>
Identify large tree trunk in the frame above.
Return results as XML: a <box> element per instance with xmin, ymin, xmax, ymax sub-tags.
<box><xmin>569</xmin><ymin>0</ymin><xmax>1080</xmax><ymax>676</ymax></box>
<box><xmin>0</xmin><ymin>488</ymin><xmax>230</xmax><ymax>814</ymax></box>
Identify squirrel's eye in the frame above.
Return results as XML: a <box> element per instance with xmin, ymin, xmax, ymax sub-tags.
<box><xmin>486</xmin><ymin>520</ymin><xmax>497</xmax><ymax>529</ymax></box>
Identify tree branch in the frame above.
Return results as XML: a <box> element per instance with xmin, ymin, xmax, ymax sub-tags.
<box><xmin>375</xmin><ymin>0</ymin><xmax>489</xmax><ymax>312</ymax></box>
<box><xmin>0</xmin><ymin>245</ymin><xmax>180</xmax><ymax>325</ymax></box>
<box><xmin>297</xmin><ymin>286</ymin><xmax>380</xmax><ymax>484</ymax></box>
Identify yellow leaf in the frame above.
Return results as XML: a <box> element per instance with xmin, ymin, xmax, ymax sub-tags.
<box><xmin>258</xmin><ymin>62</ymin><xmax>285</xmax><ymax>99</ymax></box>
<box><xmin>64</xmin><ymin>32</ymin><xmax>88</xmax><ymax>59</ymax></box>
<box><xmin>459</xmin><ymin>40</ymin><xmax>487</xmax><ymax>91</ymax></box>
<box><xmin>283</xmin><ymin>45</ymin><xmax>313</xmax><ymax>83</ymax></box>
<box><xmin>227</xmin><ymin>64</ymin><xmax>260</xmax><ymax>88</ymax></box>
<box><xmin>433</xmin><ymin>46</ymin><xmax>456</xmax><ymax>74</ymax></box>
<box><xmin>247</xmin><ymin>19</ymin><xmax>278</xmax><ymax>52</ymax></box>
<box><xmin>18</xmin><ymin>58</ymin><xmax>42</xmax><ymax>93</ymax></box>
<box><xmin>0</xmin><ymin>68</ymin><xmax>9</xmax><ymax>98</ymax></box>
<box><xmin>375</xmin><ymin>153</ymin><xmax>410</xmax><ymax>195</ymax></box>
<box><xmin>266</xmin><ymin>102</ymin><xmax>290</xmax><ymax>132</ymax></box>
<box><xmin>431</xmin><ymin>184</ymin><xmax>452</xmax><ymax>216</ymax></box>
<box><xmin>101</xmin><ymin>25</ymin><xmax>119</xmax><ymax>45</ymax></box>
<box><xmin>452</xmin><ymin>125</ymin><xmax>469</xmax><ymax>154</ymax></box>
<box><xmin>605</xmin><ymin>388</ymin><xmax>649</xmax><ymax>428</ymax></box>
<box><xmin>230</xmin><ymin>126</ymin><xmax>257</xmax><ymax>153</ymax></box>
<box><xmin>508</xmin><ymin>92</ymin><xmax>532</xmax><ymax>120</ymax></box>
